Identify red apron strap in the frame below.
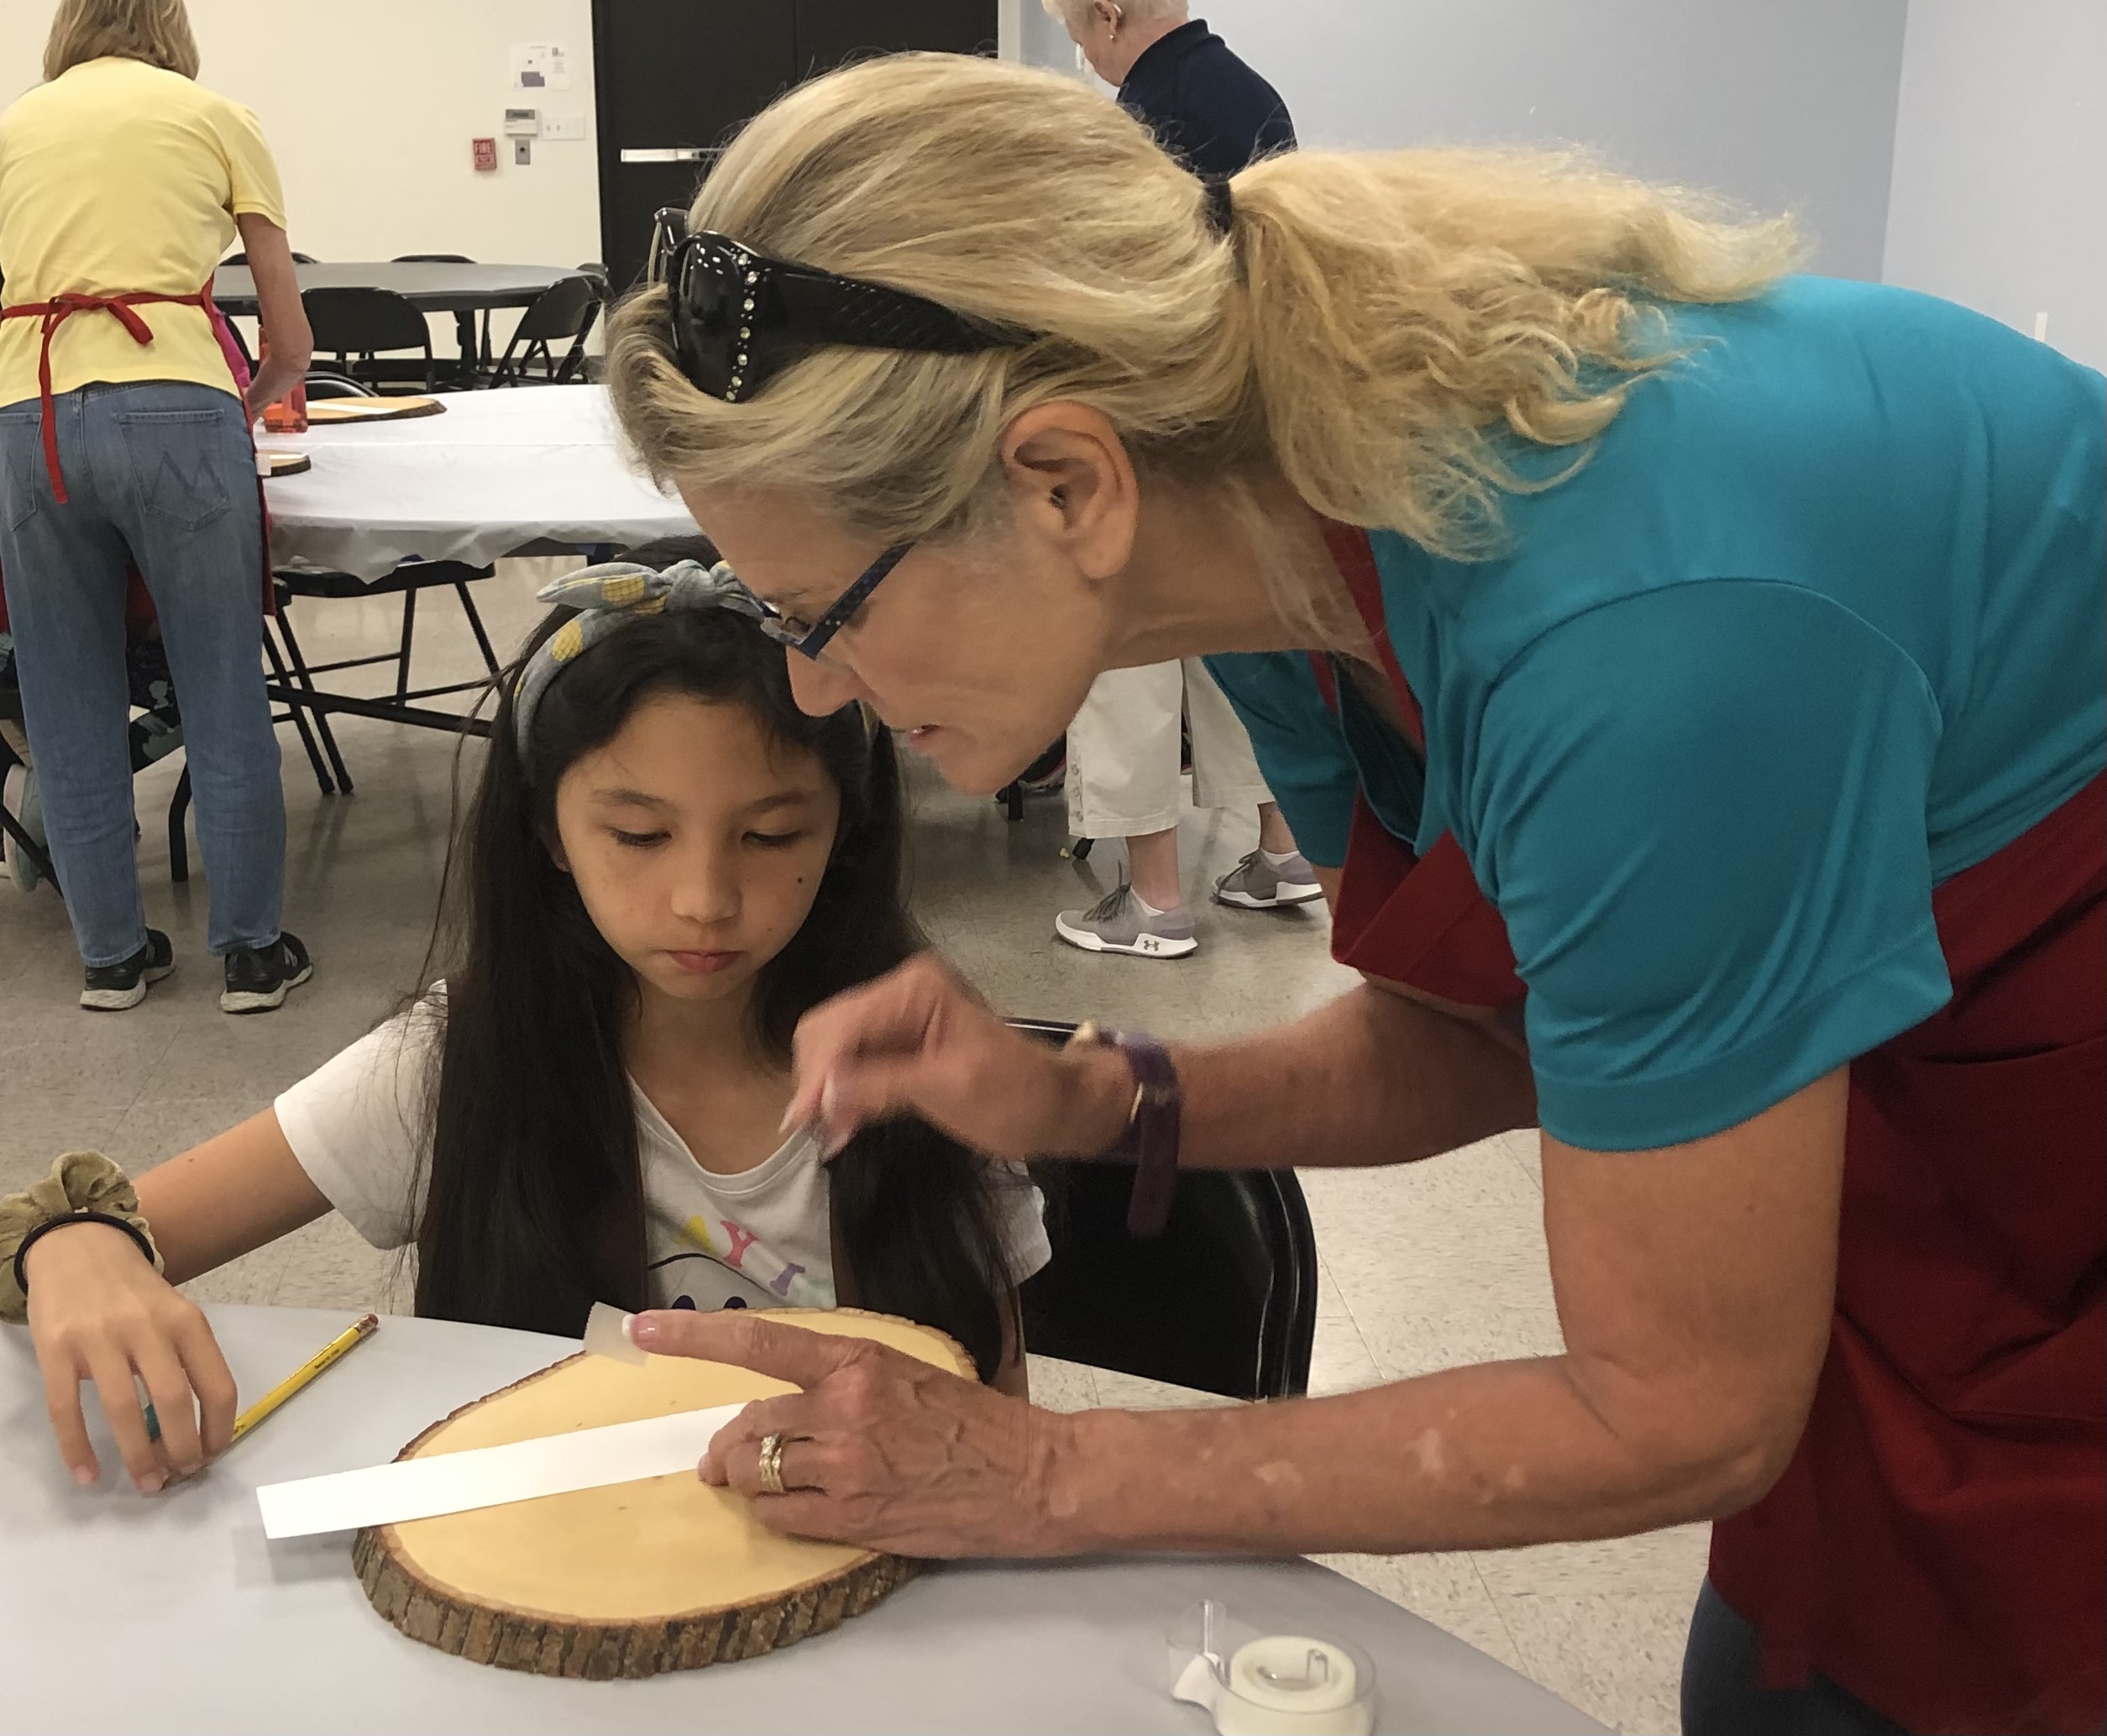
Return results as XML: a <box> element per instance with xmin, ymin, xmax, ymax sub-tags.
<box><xmin>1317</xmin><ymin>519</ymin><xmax>1425</xmax><ymax>747</ymax></box>
<box><xmin>0</xmin><ymin>288</ymin><xmax>212</xmax><ymax>504</ymax></box>
<box><xmin>1305</xmin><ymin>519</ymin><xmax>1529</xmax><ymax>1009</ymax></box>
<box><xmin>197</xmin><ymin>274</ymin><xmax>278</xmax><ymax>617</ymax></box>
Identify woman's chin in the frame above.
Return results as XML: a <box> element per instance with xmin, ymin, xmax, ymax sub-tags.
<box><xmin>900</xmin><ymin>724</ymin><xmax>1025</xmax><ymax>795</ymax></box>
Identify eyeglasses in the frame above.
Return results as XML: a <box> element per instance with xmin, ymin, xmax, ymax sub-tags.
<box><xmin>741</xmin><ymin>541</ymin><xmax>915</xmax><ymax>661</ymax></box>
<box><xmin>650</xmin><ymin>228</ymin><xmax>1019</xmax><ymax>404</ymax></box>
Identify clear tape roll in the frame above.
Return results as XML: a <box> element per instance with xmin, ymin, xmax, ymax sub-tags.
<box><xmin>1168</xmin><ymin>1601</ymin><xmax>1378</xmax><ymax>1735</ymax></box>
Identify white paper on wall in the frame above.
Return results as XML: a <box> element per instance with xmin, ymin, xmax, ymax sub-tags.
<box><xmin>511</xmin><ymin>42</ymin><xmax>572</xmax><ymax>91</ymax></box>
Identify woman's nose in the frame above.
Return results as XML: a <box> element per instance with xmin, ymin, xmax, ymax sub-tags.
<box><xmin>786</xmin><ymin>653</ymin><xmax>867</xmax><ymax>717</ymax></box>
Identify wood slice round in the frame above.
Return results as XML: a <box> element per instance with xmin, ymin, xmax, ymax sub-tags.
<box><xmin>303</xmin><ymin>395</ymin><xmax>446</xmax><ymax>423</ymax></box>
<box><xmin>354</xmin><ymin>1308</ymin><xmax>971</xmax><ymax>1680</ymax></box>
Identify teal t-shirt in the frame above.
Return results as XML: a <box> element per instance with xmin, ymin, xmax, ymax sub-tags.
<box><xmin>1210</xmin><ymin>276</ymin><xmax>2105</xmax><ymax>1151</ymax></box>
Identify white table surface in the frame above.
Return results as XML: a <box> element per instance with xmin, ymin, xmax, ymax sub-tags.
<box><xmin>259</xmin><ymin>386</ymin><xmax>698</xmax><ymax>581</ymax></box>
<box><xmin>0</xmin><ymin>1304</ymin><xmax>1605</xmax><ymax>1735</ymax></box>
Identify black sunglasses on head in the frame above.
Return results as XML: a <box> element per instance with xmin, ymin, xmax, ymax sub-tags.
<box><xmin>653</xmin><ymin>228</ymin><xmax>1020</xmax><ymax>404</ymax></box>
<box><xmin>644</xmin><ymin>221</ymin><xmax>1025</xmax><ymax>656</ymax></box>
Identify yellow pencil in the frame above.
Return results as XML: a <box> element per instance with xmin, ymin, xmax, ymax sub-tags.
<box><xmin>228</xmin><ymin>1313</ymin><xmax>380</xmax><ymax>1446</ymax></box>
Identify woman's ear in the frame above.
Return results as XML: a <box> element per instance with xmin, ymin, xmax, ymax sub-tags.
<box><xmin>998</xmin><ymin>401</ymin><xmax>1140</xmax><ymax>585</ymax></box>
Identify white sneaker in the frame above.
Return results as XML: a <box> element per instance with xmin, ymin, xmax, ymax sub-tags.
<box><xmin>1213</xmin><ymin>848</ymin><xmax>1323</xmax><ymax>910</ymax></box>
<box><xmin>1055</xmin><ymin>882</ymin><xmax>1198</xmax><ymax>958</ymax></box>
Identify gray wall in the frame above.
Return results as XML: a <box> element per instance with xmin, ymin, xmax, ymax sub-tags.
<box><xmin>1019</xmin><ymin>0</ymin><xmax>1082</xmax><ymax>75</ymax></box>
<box><xmin>1024</xmin><ymin>0</ymin><xmax>1910</xmax><ymax>281</ymax></box>
<box><xmin>1882</xmin><ymin>0</ymin><xmax>2106</xmax><ymax>372</ymax></box>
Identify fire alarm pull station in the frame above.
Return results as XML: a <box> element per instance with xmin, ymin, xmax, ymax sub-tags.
<box><xmin>473</xmin><ymin>137</ymin><xmax>498</xmax><ymax>172</ymax></box>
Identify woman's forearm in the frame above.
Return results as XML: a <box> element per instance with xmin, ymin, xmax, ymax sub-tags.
<box><xmin>233</xmin><ymin>212</ymin><xmax>312</xmax><ymax>406</ymax></box>
<box><xmin>1063</xmin><ymin>982</ymin><xmax>1536</xmax><ymax>1170</ymax></box>
<box><xmin>1038</xmin><ymin>1354</ymin><xmax>1773</xmax><ymax>1557</ymax></box>
<box><xmin>1034</xmin><ymin>1078</ymin><xmax>1846</xmax><ymax>1558</ymax></box>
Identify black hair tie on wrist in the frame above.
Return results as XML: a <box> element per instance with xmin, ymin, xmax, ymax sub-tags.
<box><xmin>1203</xmin><ymin>175</ymin><xmax>1237</xmax><ymax>239</ymax></box>
<box><xmin>12</xmin><ymin>1210</ymin><xmax>157</xmax><ymax>1299</ymax></box>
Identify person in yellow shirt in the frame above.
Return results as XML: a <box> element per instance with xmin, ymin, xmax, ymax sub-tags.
<box><xmin>0</xmin><ymin>0</ymin><xmax>316</xmax><ymax>1014</ymax></box>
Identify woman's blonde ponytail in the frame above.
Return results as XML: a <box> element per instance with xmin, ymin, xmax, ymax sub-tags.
<box><xmin>1229</xmin><ymin>148</ymin><xmax>1801</xmax><ymax>553</ymax></box>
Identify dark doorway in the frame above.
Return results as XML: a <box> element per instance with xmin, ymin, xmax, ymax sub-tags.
<box><xmin>794</xmin><ymin>0</ymin><xmax>998</xmax><ymax>77</ymax></box>
<box><xmin>593</xmin><ymin>1</ymin><xmax>998</xmax><ymax>291</ymax></box>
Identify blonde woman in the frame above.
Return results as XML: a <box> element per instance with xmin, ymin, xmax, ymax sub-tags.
<box><xmin>0</xmin><ymin>0</ymin><xmax>314</xmax><ymax>1012</ymax></box>
<box><xmin>602</xmin><ymin>56</ymin><xmax>2104</xmax><ymax>1736</ymax></box>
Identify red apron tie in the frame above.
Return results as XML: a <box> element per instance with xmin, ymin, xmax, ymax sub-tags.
<box><xmin>0</xmin><ymin>288</ymin><xmax>212</xmax><ymax>503</ymax></box>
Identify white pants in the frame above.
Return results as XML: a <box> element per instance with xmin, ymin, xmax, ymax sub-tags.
<box><xmin>1065</xmin><ymin>660</ymin><xmax>1274</xmax><ymax>839</ymax></box>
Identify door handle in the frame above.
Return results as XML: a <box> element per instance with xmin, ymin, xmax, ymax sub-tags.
<box><xmin>619</xmin><ymin>147</ymin><xmax>712</xmax><ymax>164</ymax></box>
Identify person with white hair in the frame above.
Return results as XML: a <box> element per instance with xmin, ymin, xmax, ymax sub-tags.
<box><xmin>1046</xmin><ymin>1</ymin><xmax>1294</xmax><ymax>175</ymax></box>
<box><xmin>1042</xmin><ymin>1</ymin><xmax>1312</xmax><ymax>957</ymax></box>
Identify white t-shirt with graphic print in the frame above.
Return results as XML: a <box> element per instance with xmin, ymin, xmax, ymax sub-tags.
<box><xmin>273</xmin><ymin>997</ymin><xmax>1052</xmax><ymax>1314</ymax></box>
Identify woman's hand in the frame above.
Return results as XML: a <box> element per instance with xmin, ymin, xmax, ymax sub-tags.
<box><xmin>633</xmin><ymin>1309</ymin><xmax>1077</xmax><ymax>1557</ymax></box>
<box><xmin>24</xmin><ymin>1222</ymin><xmax>238</xmax><ymax>1493</ymax></box>
<box><xmin>784</xmin><ymin>953</ymin><xmax>1132</xmax><ymax>1161</ymax></box>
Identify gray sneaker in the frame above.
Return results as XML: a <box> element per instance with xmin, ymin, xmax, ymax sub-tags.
<box><xmin>1055</xmin><ymin>882</ymin><xmax>1198</xmax><ymax>958</ymax></box>
<box><xmin>1213</xmin><ymin>848</ymin><xmax>1323</xmax><ymax>910</ymax></box>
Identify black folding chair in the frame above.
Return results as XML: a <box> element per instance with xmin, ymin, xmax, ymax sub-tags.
<box><xmin>302</xmin><ymin>286</ymin><xmax>436</xmax><ymax>393</ymax></box>
<box><xmin>170</xmin><ymin>544</ymin><xmax>502</xmax><ymax>881</ymax></box>
<box><xmin>392</xmin><ymin>255</ymin><xmax>485</xmax><ymax>385</ymax></box>
<box><xmin>1008</xmin><ymin>1017</ymin><xmax>1319</xmax><ymax>1400</ymax></box>
<box><xmin>486</xmin><ymin>275</ymin><xmax>602</xmax><ymax>387</ymax></box>
<box><xmin>222</xmin><ymin>250</ymin><xmax>317</xmax><ymax>265</ymax></box>
<box><xmin>301</xmin><ymin>370</ymin><xmax>369</xmax><ymax>400</ymax></box>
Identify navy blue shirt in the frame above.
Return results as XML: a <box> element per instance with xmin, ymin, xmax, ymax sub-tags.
<box><xmin>1117</xmin><ymin>18</ymin><xmax>1295</xmax><ymax>176</ymax></box>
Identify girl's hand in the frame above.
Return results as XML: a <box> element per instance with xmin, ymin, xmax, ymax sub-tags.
<box><xmin>635</xmin><ymin>1309</ymin><xmax>1077</xmax><ymax>1558</ymax></box>
<box><xmin>24</xmin><ymin>1222</ymin><xmax>238</xmax><ymax>1493</ymax></box>
<box><xmin>783</xmin><ymin>953</ymin><xmax>1133</xmax><ymax>1161</ymax></box>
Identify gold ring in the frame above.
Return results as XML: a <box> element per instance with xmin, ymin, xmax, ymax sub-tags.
<box><xmin>757</xmin><ymin>1430</ymin><xmax>786</xmax><ymax>1496</ymax></box>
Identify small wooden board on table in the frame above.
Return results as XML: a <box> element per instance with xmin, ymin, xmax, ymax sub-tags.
<box><xmin>354</xmin><ymin>1308</ymin><xmax>971</xmax><ymax>1681</ymax></box>
<box><xmin>259</xmin><ymin>450</ymin><xmax>312</xmax><ymax>477</ymax></box>
<box><xmin>303</xmin><ymin>396</ymin><xmax>447</xmax><ymax>424</ymax></box>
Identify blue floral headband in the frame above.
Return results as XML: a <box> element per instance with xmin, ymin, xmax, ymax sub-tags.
<box><xmin>511</xmin><ymin>558</ymin><xmax>764</xmax><ymax>750</ymax></box>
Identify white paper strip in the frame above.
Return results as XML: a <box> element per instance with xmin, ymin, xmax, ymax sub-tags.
<box><xmin>257</xmin><ymin>1403</ymin><xmax>746</xmax><ymax>1539</ymax></box>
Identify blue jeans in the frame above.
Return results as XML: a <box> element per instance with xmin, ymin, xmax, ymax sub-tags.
<box><xmin>0</xmin><ymin>382</ymin><xmax>284</xmax><ymax>964</ymax></box>
<box><xmin>1683</xmin><ymin>1581</ymin><xmax>1912</xmax><ymax>1736</ymax></box>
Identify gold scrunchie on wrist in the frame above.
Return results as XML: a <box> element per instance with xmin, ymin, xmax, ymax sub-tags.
<box><xmin>0</xmin><ymin>1151</ymin><xmax>162</xmax><ymax>1324</ymax></box>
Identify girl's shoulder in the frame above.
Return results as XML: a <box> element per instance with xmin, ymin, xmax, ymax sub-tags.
<box><xmin>272</xmin><ymin>989</ymin><xmax>448</xmax><ymax>1253</ymax></box>
<box><xmin>278</xmin><ymin>988</ymin><xmax>448</xmax><ymax>1135</ymax></box>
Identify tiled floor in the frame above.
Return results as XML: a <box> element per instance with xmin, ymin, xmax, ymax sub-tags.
<box><xmin>0</xmin><ymin>559</ymin><xmax>1704</xmax><ymax>1733</ymax></box>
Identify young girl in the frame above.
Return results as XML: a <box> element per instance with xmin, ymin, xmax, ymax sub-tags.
<box><xmin>7</xmin><ymin>539</ymin><xmax>1048</xmax><ymax>1493</ymax></box>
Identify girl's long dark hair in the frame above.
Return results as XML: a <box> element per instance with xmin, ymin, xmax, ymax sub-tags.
<box><xmin>411</xmin><ymin>538</ymin><xmax>1018</xmax><ymax>1379</ymax></box>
